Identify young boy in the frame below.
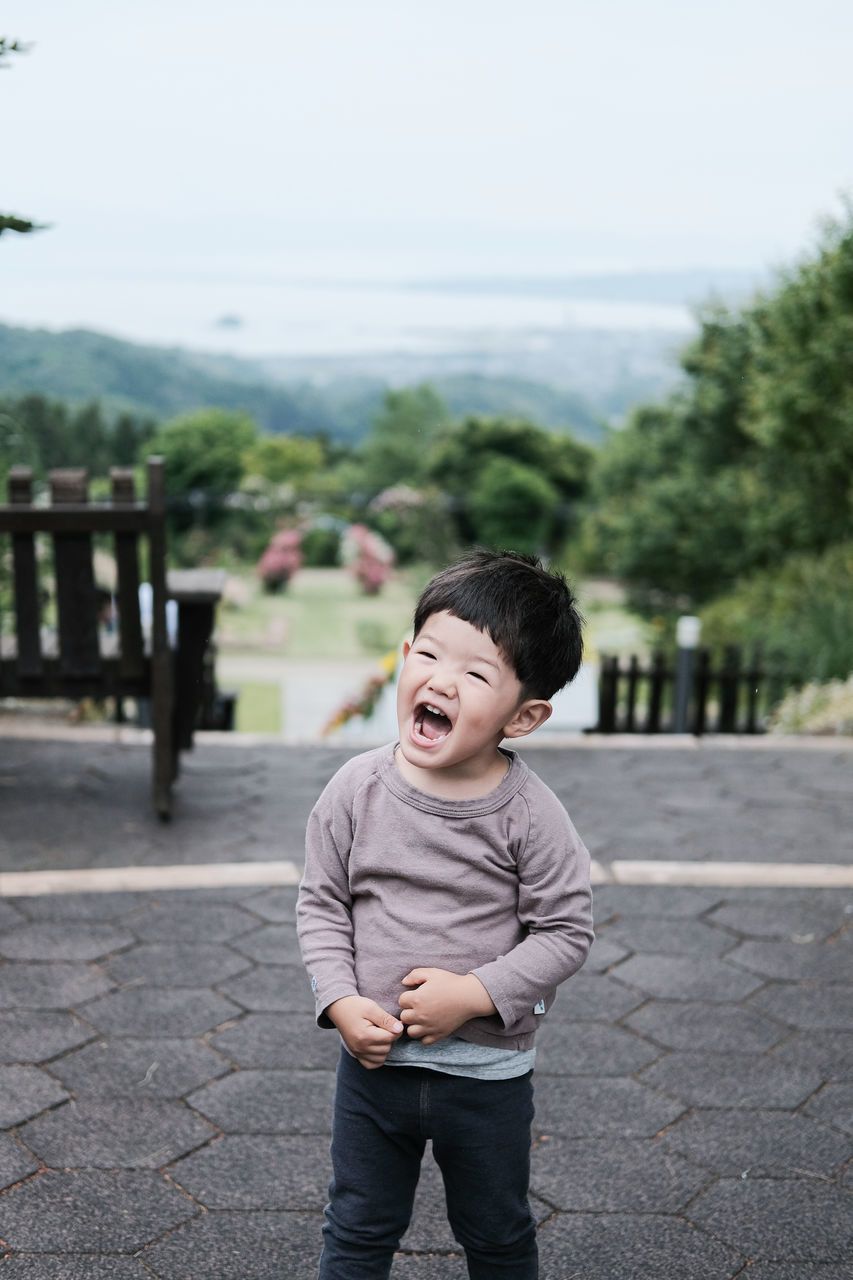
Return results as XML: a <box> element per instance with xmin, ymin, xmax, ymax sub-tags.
<box><xmin>297</xmin><ymin>550</ymin><xmax>594</xmax><ymax>1279</ymax></box>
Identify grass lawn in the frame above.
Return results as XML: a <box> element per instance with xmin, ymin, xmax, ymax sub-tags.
<box><xmin>233</xmin><ymin>681</ymin><xmax>281</xmax><ymax>734</ymax></box>
<box><xmin>218</xmin><ymin>567</ymin><xmax>420</xmax><ymax>661</ymax></box>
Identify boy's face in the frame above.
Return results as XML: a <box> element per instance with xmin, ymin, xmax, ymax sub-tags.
<box><xmin>396</xmin><ymin>610</ymin><xmax>550</xmax><ymax>784</ymax></box>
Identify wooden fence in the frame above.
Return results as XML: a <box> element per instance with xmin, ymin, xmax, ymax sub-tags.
<box><xmin>594</xmin><ymin>645</ymin><xmax>791</xmax><ymax>735</ymax></box>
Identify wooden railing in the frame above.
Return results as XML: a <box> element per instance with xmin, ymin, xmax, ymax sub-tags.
<box><xmin>595</xmin><ymin>646</ymin><xmax>790</xmax><ymax>735</ymax></box>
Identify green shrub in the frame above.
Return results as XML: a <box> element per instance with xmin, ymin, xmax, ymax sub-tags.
<box><xmin>699</xmin><ymin>543</ymin><xmax>853</xmax><ymax>682</ymax></box>
<box><xmin>769</xmin><ymin>677</ymin><xmax>853</xmax><ymax>735</ymax></box>
<box><xmin>300</xmin><ymin>526</ymin><xmax>342</xmax><ymax>567</ymax></box>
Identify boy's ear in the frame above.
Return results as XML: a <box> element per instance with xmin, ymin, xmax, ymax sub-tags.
<box><xmin>402</xmin><ymin>640</ymin><xmax>411</xmax><ymax>659</ymax></box>
<box><xmin>502</xmin><ymin>698</ymin><xmax>552</xmax><ymax>740</ymax></box>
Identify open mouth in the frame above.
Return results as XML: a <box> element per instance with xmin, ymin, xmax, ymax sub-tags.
<box><xmin>414</xmin><ymin>702</ymin><xmax>452</xmax><ymax>742</ymax></box>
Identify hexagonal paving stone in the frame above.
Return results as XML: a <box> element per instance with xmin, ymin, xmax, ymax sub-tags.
<box><xmin>591</xmin><ymin>884</ymin><xmax>720</xmax><ymax>919</ymax></box>
<box><xmin>232</xmin><ymin>924</ymin><xmax>302</xmax><ymax>965</ymax></box>
<box><xmin>708</xmin><ymin>900</ymin><xmax>848</xmax><ymax>941</ymax></box>
<box><xmin>536</xmin><ymin>1211</ymin><xmax>743</xmax><ymax>1280</ymax></box>
<box><xmin>533</xmin><ymin>1077</ymin><xmax>684</xmax><ymax>1139</ymax></box>
<box><xmin>81</xmin><ymin>986</ymin><xmax>241</xmax><ymax>1037</ymax></box>
<box><xmin>0</xmin><ymin>1169</ymin><xmax>197</xmax><ymax>1251</ymax></box>
<box><xmin>639</xmin><ymin>1051</ymin><xmax>823</xmax><ymax>1109</ymax></box>
<box><xmin>20</xmin><ymin>1096</ymin><xmax>216</xmax><ymax>1169</ymax></box>
<box><xmin>804</xmin><ymin>1082</ymin><xmax>853</xmax><ymax>1135</ymax></box>
<box><xmin>736</xmin><ymin>1266</ymin><xmax>853</xmax><ymax>1280</ymax></box>
<box><xmin>534</xmin><ymin>1021</ymin><xmax>660</xmax><ymax>1076</ymax></box>
<box><xmin>0</xmin><ymin>923</ymin><xmax>135</xmax><ymax>962</ymax></box>
<box><xmin>0</xmin><ymin>963</ymin><xmax>113</xmax><ymax>1010</ymax></box>
<box><xmin>662</xmin><ymin>1108</ymin><xmax>851</xmax><ymax>1177</ymax></box>
<box><xmin>239</xmin><ymin>886</ymin><xmax>298</xmax><ymax>923</ymax></box>
<box><xmin>141</xmin><ymin>1210</ymin><xmax>323</xmax><ymax>1280</ymax></box>
<box><xmin>128</xmin><ymin>903</ymin><xmax>260</xmax><ymax>943</ymax></box>
<box><xmin>103</xmin><ymin>943</ymin><xmax>251</xmax><ymax>988</ymax></box>
<box><xmin>0</xmin><ymin>1066</ymin><xmax>69</xmax><ymax>1127</ymax></box>
<box><xmin>583</xmin><ymin>935</ymin><xmax>630</xmax><ymax>971</ymax></box>
<box><xmin>7</xmin><ymin>892</ymin><xmax>142</xmax><ymax>922</ymax></box>
<box><xmin>689</xmin><ymin>1177</ymin><xmax>853</xmax><ymax>1261</ymax></box>
<box><xmin>217</xmin><ymin>965</ymin><xmax>315</xmax><ymax>1014</ymax></box>
<box><xmin>612</xmin><ymin>953</ymin><xmax>764</xmax><ymax>1001</ymax></box>
<box><xmin>601</xmin><ymin>916</ymin><xmax>733</xmax><ymax>957</ymax></box>
<box><xmin>51</xmin><ymin>1036</ymin><xmax>228</xmax><ymax>1098</ymax></box>
<box><xmin>389</xmin><ymin>1259</ymin><xmax>467</xmax><ymax>1278</ymax></box>
<box><xmin>769</xmin><ymin>1030</ymin><xmax>853</xmax><ymax>1080</ymax></box>
<box><xmin>624</xmin><ymin>999</ymin><xmax>786</xmax><ymax>1053</ymax></box>
<box><xmin>747</xmin><ymin>982</ymin><xmax>853</xmax><ymax>1031</ymax></box>
<box><xmin>0</xmin><ymin>1011</ymin><xmax>95</xmax><ymax>1064</ymax></box>
<box><xmin>0</xmin><ymin>1256</ymin><xmax>152</xmax><ymax>1277</ymax></box>
<box><xmin>186</xmin><ymin>1069</ymin><xmax>335</xmax><ymax>1133</ymax></box>
<box><xmin>169</xmin><ymin>1134</ymin><xmax>331</xmax><ymax>1210</ymax></box>
<box><xmin>209</xmin><ymin>1013</ymin><xmax>339</xmax><ymax>1070</ymax></box>
<box><xmin>547</xmin><ymin>973</ymin><xmax>646</xmax><ymax>1022</ymax></box>
<box><xmin>530</xmin><ymin>1136</ymin><xmax>712</xmax><ymax>1212</ymax></box>
<box><xmin>0</xmin><ymin>1132</ymin><xmax>40</xmax><ymax>1192</ymax></box>
<box><xmin>727</xmin><ymin>938</ymin><xmax>853</xmax><ymax>982</ymax></box>
<box><xmin>0</xmin><ymin>898</ymin><xmax>27</xmax><ymax>929</ymax></box>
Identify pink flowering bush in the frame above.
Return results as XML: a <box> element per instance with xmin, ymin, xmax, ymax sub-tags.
<box><xmin>341</xmin><ymin>523</ymin><xmax>395</xmax><ymax>596</ymax></box>
<box><xmin>256</xmin><ymin>527</ymin><xmax>302</xmax><ymax>592</ymax></box>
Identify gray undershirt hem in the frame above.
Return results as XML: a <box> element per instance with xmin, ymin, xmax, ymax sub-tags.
<box><xmin>382</xmin><ymin>1034</ymin><xmax>536</xmax><ymax>1079</ymax></box>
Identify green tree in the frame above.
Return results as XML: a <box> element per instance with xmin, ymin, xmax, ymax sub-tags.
<box><xmin>745</xmin><ymin>212</ymin><xmax>853</xmax><ymax>551</ymax></box>
<box><xmin>429</xmin><ymin>415</ymin><xmax>592</xmax><ymax>553</ymax></box>
<box><xmin>358</xmin><ymin>385</ymin><xmax>449</xmax><ymax>493</ymax></box>
<box><xmin>144</xmin><ymin>409</ymin><xmax>258</xmax><ymax>558</ymax></box>
<box><xmin>146</xmin><ymin>408</ymin><xmax>257</xmax><ymax>501</ymax></box>
<box><xmin>469</xmin><ymin>457</ymin><xmax>561</xmax><ymax>555</ymax></box>
<box><xmin>243</xmin><ymin>433</ymin><xmax>326</xmax><ymax>486</ymax></box>
<box><xmin>583</xmin><ymin>209</ymin><xmax>853</xmax><ymax>612</ymax></box>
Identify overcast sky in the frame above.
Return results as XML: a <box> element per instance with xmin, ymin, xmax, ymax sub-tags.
<box><xmin>2</xmin><ymin>0</ymin><xmax>852</xmax><ymax>347</ymax></box>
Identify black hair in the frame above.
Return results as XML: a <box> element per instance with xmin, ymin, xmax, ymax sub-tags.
<box><xmin>412</xmin><ymin>549</ymin><xmax>584</xmax><ymax>699</ymax></box>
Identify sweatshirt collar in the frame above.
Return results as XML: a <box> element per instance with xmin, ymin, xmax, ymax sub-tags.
<box><xmin>379</xmin><ymin>743</ymin><xmax>529</xmax><ymax>816</ymax></box>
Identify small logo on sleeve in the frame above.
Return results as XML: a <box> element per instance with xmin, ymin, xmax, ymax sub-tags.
<box><xmin>533</xmin><ymin>999</ymin><xmax>546</xmax><ymax>1015</ymax></box>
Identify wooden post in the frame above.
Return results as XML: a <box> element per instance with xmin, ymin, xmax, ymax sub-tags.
<box><xmin>625</xmin><ymin>655</ymin><xmax>640</xmax><ymax>732</ymax></box>
<box><xmin>693</xmin><ymin>647</ymin><xmax>711</xmax><ymax>735</ymax></box>
<box><xmin>717</xmin><ymin>644</ymin><xmax>741</xmax><ymax>733</ymax></box>
<box><xmin>50</xmin><ymin>469</ymin><xmax>100</xmax><ymax>677</ymax></box>
<box><xmin>745</xmin><ymin>649</ymin><xmax>763</xmax><ymax>734</ymax></box>
<box><xmin>597</xmin><ymin>655</ymin><xmax>618</xmax><ymax>732</ymax></box>
<box><xmin>645</xmin><ymin>652</ymin><xmax>667</xmax><ymax>733</ymax></box>
<box><xmin>110</xmin><ymin>468</ymin><xmax>145</xmax><ymax>681</ymax></box>
<box><xmin>146</xmin><ymin>457</ymin><xmax>175</xmax><ymax>818</ymax></box>
<box><xmin>8</xmin><ymin>468</ymin><xmax>43</xmax><ymax>678</ymax></box>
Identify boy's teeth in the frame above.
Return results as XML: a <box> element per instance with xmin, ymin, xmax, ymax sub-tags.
<box><xmin>417</xmin><ymin>702</ymin><xmax>452</xmax><ymax>741</ymax></box>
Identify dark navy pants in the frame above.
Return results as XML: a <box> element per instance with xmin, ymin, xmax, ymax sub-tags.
<box><xmin>318</xmin><ymin>1047</ymin><xmax>538</xmax><ymax>1279</ymax></box>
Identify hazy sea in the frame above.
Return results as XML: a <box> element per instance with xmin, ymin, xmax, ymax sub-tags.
<box><xmin>3</xmin><ymin>274</ymin><xmax>695</xmax><ymax>359</ymax></box>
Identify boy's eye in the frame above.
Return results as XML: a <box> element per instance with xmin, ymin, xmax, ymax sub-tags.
<box><xmin>469</xmin><ymin>671</ymin><xmax>488</xmax><ymax>682</ymax></box>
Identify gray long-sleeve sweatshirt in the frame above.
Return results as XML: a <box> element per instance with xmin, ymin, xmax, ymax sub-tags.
<box><xmin>297</xmin><ymin>743</ymin><xmax>594</xmax><ymax>1050</ymax></box>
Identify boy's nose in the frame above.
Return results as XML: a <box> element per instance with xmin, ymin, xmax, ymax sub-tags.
<box><xmin>428</xmin><ymin>668</ymin><xmax>456</xmax><ymax>698</ymax></box>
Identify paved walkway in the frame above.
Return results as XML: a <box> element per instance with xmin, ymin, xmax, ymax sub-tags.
<box><xmin>0</xmin><ymin>731</ymin><xmax>851</xmax><ymax>1278</ymax></box>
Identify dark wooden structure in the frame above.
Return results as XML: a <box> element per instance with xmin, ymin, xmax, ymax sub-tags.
<box><xmin>0</xmin><ymin>457</ymin><xmax>226</xmax><ymax>818</ymax></box>
<box><xmin>595</xmin><ymin>647</ymin><xmax>789</xmax><ymax>735</ymax></box>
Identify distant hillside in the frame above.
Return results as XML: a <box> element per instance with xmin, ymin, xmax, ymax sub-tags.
<box><xmin>0</xmin><ymin>321</ymin><xmax>680</xmax><ymax>445</ymax></box>
<box><xmin>0</xmin><ymin>323</ymin><xmax>379</xmax><ymax>439</ymax></box>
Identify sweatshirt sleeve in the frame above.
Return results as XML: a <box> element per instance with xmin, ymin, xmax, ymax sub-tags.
<box><xmin>470</xmin><ymin>784</ymin><xmax>594</xmax><ymax>1030</ymax></box>
<box><xmin>296</xmin><ymin>780</ymin><xmax>361</xmax><ymax>1027</ymax></box>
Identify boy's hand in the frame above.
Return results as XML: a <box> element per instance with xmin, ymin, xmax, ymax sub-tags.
<box><xmin>325</xmin><ymin>995</ymin><xmax>404</xmax><ymax>1069</ymax></box>
<box><xmin>398</xmin><ymin>968</ymin><xmax>497</xmax><ymax>1045</ymax></box>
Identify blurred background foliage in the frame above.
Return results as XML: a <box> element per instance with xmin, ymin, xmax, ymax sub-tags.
<box><xmin>2</xmin><ymin>207</ymin><xmax>853</xmax><ymax>706</ymax></box>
